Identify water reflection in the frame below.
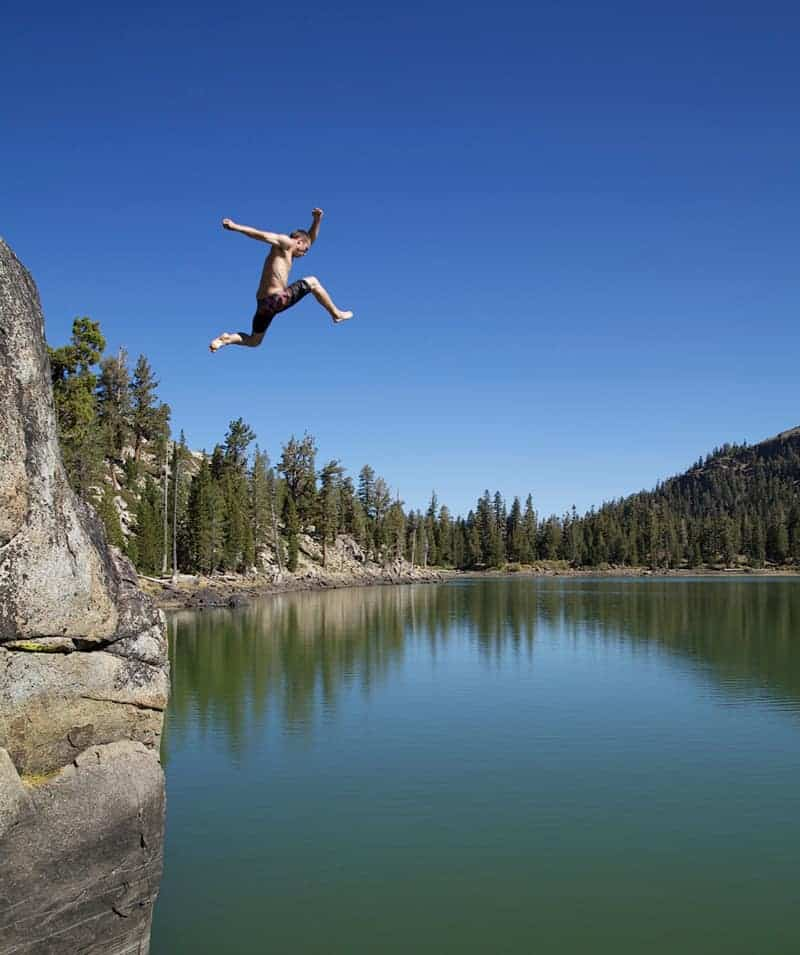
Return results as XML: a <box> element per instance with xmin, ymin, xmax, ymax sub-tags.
<box><xmin>166</xmin><ymin>578</ymin><xmax>800</xmax><ymax>754</ymax></box>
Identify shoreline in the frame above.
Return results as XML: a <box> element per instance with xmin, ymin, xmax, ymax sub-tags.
<box><xmin>141</xmin><ymin>564</ymin><xmax>800</xmax><ymax>611</ymax></box>
<box><xmin>140</xmin><ymin>566</ymin><xmax>454</xmax><ymax>611</ymax></box>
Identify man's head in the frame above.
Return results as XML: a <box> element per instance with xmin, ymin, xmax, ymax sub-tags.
<box><xmin>289</xmin><ymin>230</ymin><xmax>311</xmax><ymax>257</ymax></box>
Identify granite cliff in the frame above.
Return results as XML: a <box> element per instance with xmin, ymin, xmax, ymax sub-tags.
<box><xmin>0</xmin><ymin>238</ymin><xmax>169</xmax><ymax>954</ymax></box>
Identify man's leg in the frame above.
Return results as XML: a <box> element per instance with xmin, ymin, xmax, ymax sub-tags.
<box><xmin>209</xmin><ymin>330</ymin><xmax>264</xmax><ymax>352</ymax></box>
<box><xmin>302</xmin><ymin>276</ymin><xmax>353</xmax><ymax>324</ymax></box>
<box><xmin>209</xmin><ymin>305</ymin><xmax>271</xmax><ymax>352</ymax></box>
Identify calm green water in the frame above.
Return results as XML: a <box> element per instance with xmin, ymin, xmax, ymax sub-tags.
<box><xmin>152</xmin><ymin>578</ymin><xmax>800</xmax><ymax>954</ymax></box>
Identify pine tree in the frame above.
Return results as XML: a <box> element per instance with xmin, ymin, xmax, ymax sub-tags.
<box><xmin>130</xmin><ymin>355</ymin><xmax>170</xmax><ymax>463</ymax></box>
<box><xmin>339</xmin><ymin>477</ymin><xmax>358</xmax><ymax>536</ymax></box>
<box><xmin>210</xmin><ymin>444</ymin><xmax>225</xmax><ymax>481</ymax></box>
<box><xmin>250</xmin><ymin>447</ymin><xmax>272</xmax><ymax>565</ymax></box>
<box><xmin>465</xmin><ymin>512</ymin><xmax>482</xmax><ymax>568</ymax></box>
<box><xmin>357</xmin><ymin>465</ymin><xmax>377</xmax><ymax>556</ymax></box>
<box><xmin>493</xmin><ymin>491</ymin><xmax>507</xmax><ymax>556</ymax></box>
<box><xmin>357</xmin><ymin>465</ymin><xmax>376</xmax><ymax>517</ymax></box>
<box><xmin>384</xmin><ymin>499</ymin><xmax>407</xmax><ymax>561</ymax></box>
<box><xmin>223</xmin><ymin>469</ymin><xmax>254</xmax><ymax>571</ymax></box>
<box><xmin>224</xmin><ymin>418</ymin><xmax>256</xmax><ymax>470</ymax></box>
<box><xmin>171</xmin><ymin>432</ymin><xmax>191</xmax><ymax>575</ymax></box>
<box><xmin>318</xmin><ymin>460</ymin><xmax>344</xmax><ymax>566</ymax></box>
<box><xmin>521</xmin><ymin>495</ymin><xmax>537</xmax><ymax>563</ymax></box>
<box><xmin>97</xmin><ymin>347</ymin><xmax>132</xmax><ymax>459</ymax></box>
<box><xmin>567</xmin><ymin>506</ymin><xmax>586</xmax><ymax>565</ymax></box>
<box><xmin>372</xmin><ymin>476</ymin><xmax>392</xmax><ymax>558</ymax></box>
<box><xmin>438</xmin><ymin>505</ymin><xmax>453</xmax><ymax>566</ymax></box>
<box><xmin>219</xmin><ymin>420</ymin><xmax>256</xmax><ymax>572</ymax></box>
<box><xmin>49</xmin><ymin>317</ymin><xmax>106</xmax><ymax>494</ymax></box>
<box><xmin>541</xmin><ymin>516</ymin><xmax>562</xmax><ymax>561</ymax></box>
<box><xmin>506</xmin><ymin>497</ymin><xmax>523</xmax><ymax>563</ymax></box>
<box><xmin>267</xmin><ymin>464</ymin><xmax>285</xmax><ymax>572</ymax></box>
<box><xmin>476</xmin><ymin>492</ymin><xmax>503</xmax><ymax>566</ymax></box>
<box><xmin>452</xmin><ymin>517</ymin><xmax>466</xmax><ymax>568</ymax></box>
<box><xmin>186</xmin><ymin>456</ymin><xmax>224</xmax><ymax>573</ymax></box>
<box><xmin>425</xmin><ymin>492</ymin><xmax>439</xmax><ymax>566</ymax></box>
<box><xmin>279</xmin><ymin>434</ymin><xmax>318</xmax><ymax>528</ymax></box>
<box><xmin>131</xmin><ymin>478</ymin><xmax>162</xmax><ymax>575</ymax></box>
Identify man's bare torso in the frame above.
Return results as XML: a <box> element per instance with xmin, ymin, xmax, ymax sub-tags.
<box><xmin>257</xmin><ymin>246</ymin><xmax>294</xmax><ymax>298</ymax></box>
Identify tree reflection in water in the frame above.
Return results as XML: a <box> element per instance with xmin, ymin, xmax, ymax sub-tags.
<box><xmin>164</xmin><ymin>578</ymin><xmax>800</xmax><ymax>758</ymax></box>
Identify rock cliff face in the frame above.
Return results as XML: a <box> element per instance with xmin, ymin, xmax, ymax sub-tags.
<box><xmin>0</xmin><ymin>239</ymin><xmax>169</xmax><ymax>954</ymax></box>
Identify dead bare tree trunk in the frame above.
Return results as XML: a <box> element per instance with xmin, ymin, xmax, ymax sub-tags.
<box><xmin>161</xmin><ymin>448</ymin><xmax>169</xmax><ymax>576</ymax></box>
<box><xmin>270</xmin><ymin>490</ymin><xmax>283</xmax><ymax>574</ymax></box>
<box><xmin>171</xmin><ymin>450</ymin><xmax>179</xmax><ymax>582</ymax></box>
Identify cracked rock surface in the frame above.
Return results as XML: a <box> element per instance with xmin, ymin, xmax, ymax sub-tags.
<box><xmin>0</xmin><ymin>238</ymin><xmax>169</xmax><ymax>954</ymax></box>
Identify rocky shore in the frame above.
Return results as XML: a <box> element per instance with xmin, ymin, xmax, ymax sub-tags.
<box><xmin>141</xmin><ymin>560</ymin><xmax>453</xmax><ymax>610</ymax></box>
<box><xmin>141</xmin><ymin>560</ymin><xmax>798</xmax><ymax>612</ymax></box>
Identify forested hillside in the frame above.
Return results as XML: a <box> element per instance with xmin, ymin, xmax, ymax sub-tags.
<box><xmin>564</xmin><ymin>430</ymin><xmax>800</xmax><ymax>568</ymax></box>
<box><xmin>49</xmin><ymin>318</ymin><xmax>800</xmax><ymax>575</ymax></box>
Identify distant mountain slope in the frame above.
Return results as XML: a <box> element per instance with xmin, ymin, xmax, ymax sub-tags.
<box><xmin>574</xmin><ymin>427</ymin><xmax>800</xmax><ymax>568</ymax></box>
<box><xmin>662</xmin><ymin>427</ymin><xmax>800</xmax><ymax>511</ymax></box>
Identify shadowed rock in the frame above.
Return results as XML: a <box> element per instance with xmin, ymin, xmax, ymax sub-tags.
<box><xmin>0</xmin><ymin>238</ymin><xmax>169</xmax><ymax>954</ymax></box>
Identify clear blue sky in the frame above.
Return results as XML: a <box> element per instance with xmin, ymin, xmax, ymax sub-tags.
<box><xmin>3</xmin><ymin>1</ymin><xmax>798</xmax><ymax>517</ymax></box>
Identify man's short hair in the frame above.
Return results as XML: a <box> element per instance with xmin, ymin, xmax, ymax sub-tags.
<box><xmin>290</xmin><ymin>229</ymin><xmax>311</xmax><ymax>241</ymax></box>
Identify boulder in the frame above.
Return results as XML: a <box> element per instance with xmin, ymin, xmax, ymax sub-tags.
<box><xmin>0</xmin><ymin>742</ymin><xmax>165</xmax><ymax>955</ymax></box>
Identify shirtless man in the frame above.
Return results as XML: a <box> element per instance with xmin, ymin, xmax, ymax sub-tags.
<box><xmin>209</xmin><ymin>207</ymin><xmax>353</xmax><ymax>352</ymax></box>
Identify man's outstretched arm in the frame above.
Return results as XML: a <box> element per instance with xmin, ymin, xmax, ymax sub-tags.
<box><xmin>222</xmin><ymin>218</ymin><xmax>292</xmax><ymax>248</ymax></box>
<box><xmin>307</xmin><ymin>208</ymin><xmax>324</xmax><ymax>244</ymax></box>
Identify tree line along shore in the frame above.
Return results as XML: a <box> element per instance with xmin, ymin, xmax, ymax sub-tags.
<box><xmin>50</xmin><ymin>318</ymin><xmax>800</xmax><ymax>590</ymax></box>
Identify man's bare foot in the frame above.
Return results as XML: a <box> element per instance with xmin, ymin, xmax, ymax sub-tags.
<box><xmin>333</xmin><ymin>310</ymin><xmax>354</xmax><ymax>324</ymax></box>
<box><xmin>209</xmin><ymin>333</ymin><xmax>235</xmax><ymax>352</ymax></box>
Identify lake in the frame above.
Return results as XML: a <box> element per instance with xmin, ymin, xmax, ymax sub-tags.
<box><xmin>151</xmin><ymin>577</ymin><xmax>800</xmax><ymax>954</ymax></box>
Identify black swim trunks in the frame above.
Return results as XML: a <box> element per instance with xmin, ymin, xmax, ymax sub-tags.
<box><xmin>251</xmin><ymin>279</ymin><xmax>312</xmax><ymax>335</ymax></box>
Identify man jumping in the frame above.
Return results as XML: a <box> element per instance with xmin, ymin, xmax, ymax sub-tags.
<box><xmin>209</xmin><ymin>208</ymin><xmax>353</xmax><ymax>352</ymax></box>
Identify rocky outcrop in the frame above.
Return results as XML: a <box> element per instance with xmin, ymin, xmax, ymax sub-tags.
<box><xmin>146</xmin><ymin>534</ymin><xmax>450</xmax><ymax>611</ymax></box>
<box><xmin>0</xmin><ymin>238</ymin><xmax>168</xmax><ymax>954</ymax></box>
